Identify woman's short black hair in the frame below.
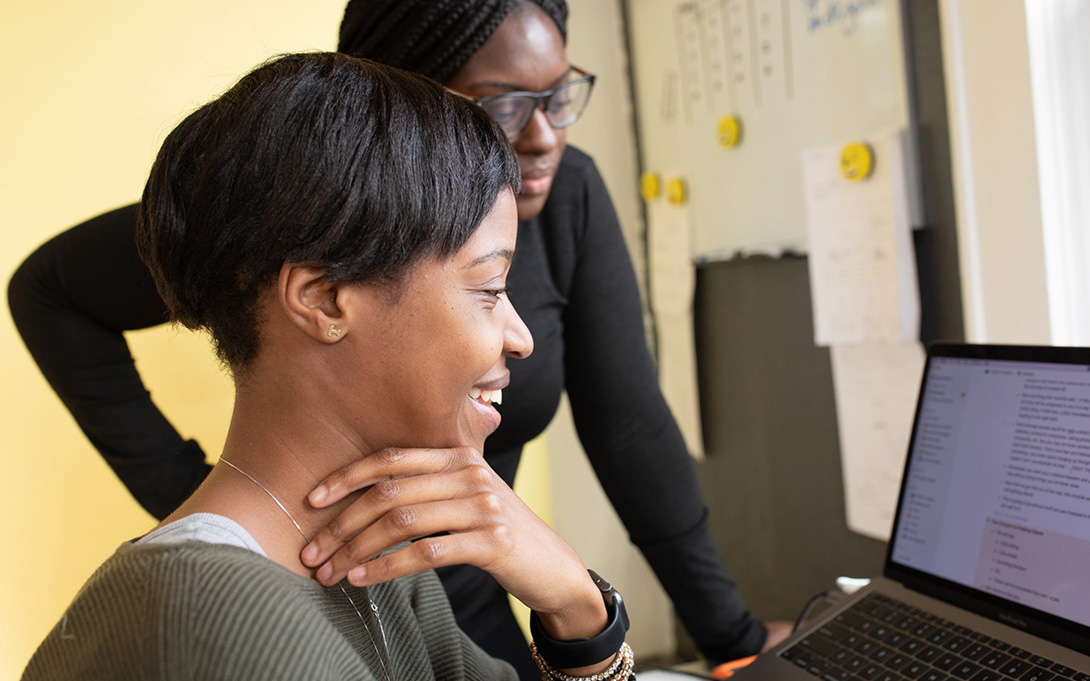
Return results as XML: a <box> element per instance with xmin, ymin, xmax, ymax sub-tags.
<box><xmin>136</xmin><ymin>52</ymin><xmax>520</xmax><ymax>370</ymax></box>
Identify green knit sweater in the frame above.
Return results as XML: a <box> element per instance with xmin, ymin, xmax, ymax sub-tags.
<box><xmin>23</xmin><ymin>541</ymin><xmax>517</xmax><ymax>680</ymax></box>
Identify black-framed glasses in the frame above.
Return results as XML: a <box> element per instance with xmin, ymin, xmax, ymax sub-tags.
<box><xmin>475</xmin><ymin>66</ymin><xmax>596</xmax><ymax>140</ymax></box>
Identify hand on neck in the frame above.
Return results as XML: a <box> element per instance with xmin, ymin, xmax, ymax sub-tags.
<box><xmin>163</xmin><ymin>388</ymin><xmax>377</xmax><ymax>579</ymax></box>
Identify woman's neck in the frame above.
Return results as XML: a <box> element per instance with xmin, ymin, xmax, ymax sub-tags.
<box><xmin>162</xmin><ymin>386</ymin><xmax>373</xmax><ymax>578</ymax></box>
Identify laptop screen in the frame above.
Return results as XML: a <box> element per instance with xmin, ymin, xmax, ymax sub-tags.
<box><xmin>888</xmin><ymin>346</ymin><xmax>1090</xmax><ymax>629</ymax></box>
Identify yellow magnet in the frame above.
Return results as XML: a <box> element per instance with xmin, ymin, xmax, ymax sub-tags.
<box><xmin>666</xmin><ymin>177</ymin><xmax>687</xmax><ymax>205</ymax></box>
<box><xmin>840</xmin><ymin>142</ymin><xmax>875</xmax><ymax>181</ymax></box>
<box><xmin>717</xmin><ymin>115</ymin><xmax>742</xmax><ymax>148</ymax></box>
<box><xmin>640</xmin><ymin>172</ymin><xmax>661</xmax><ymax>201</ymax></box>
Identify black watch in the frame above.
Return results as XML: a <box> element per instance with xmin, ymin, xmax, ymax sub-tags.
<box><xmin>530</xmin><ymin>569</ymin><xmax>631</xmax><ymax>669</ymax></box>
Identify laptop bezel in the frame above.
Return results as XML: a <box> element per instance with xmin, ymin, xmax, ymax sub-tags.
<box><xmin>883</xmin><ymin>343</ymin><xmax>1090</xmax><ymax>656</ymax></box>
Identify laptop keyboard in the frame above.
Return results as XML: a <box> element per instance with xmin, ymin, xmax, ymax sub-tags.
<box><xmin>779</xmin><ymin>593</ymin><xmax>1089</xmax><ymax>681</ymax></box>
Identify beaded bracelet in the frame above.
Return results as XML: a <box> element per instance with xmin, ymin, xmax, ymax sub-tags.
<box><xmin>530</xmin><ymin>642</ymin><xmax>635</xmax><ymax>681</ymax></box>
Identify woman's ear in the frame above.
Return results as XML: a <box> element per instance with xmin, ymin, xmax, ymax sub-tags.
<box><xmin>278</xmin><ymin>263</ymin><xmax>347</xmax><ymax>344</ymax></box>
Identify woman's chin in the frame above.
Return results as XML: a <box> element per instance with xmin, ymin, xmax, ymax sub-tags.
<box><xmin>515</xmin><ymin>192</ymin><xmax>549</xmax><ymax>221</ymax></box>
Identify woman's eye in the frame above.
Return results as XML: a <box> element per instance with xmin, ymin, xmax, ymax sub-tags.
<box><xmin>483</xmin><ymin>99</ymin><xmax>523</xmax><ymax>124</ymax></box>
<box><xmin>485</xmin><ymin>287</ymin><xmax>508</xmax><ymax>299</ymax></box>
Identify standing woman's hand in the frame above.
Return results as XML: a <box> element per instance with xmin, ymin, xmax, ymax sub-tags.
<box><xmin>300</xmin><ymin>447</ymin><xmax>609</xmax><ymax>645</ymax></box>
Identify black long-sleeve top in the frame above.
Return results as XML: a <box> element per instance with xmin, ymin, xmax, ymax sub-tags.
<box><xmin>8</xmin><ymin>146</ymin><xmax>766</xmax><ymax>662</ymax></box>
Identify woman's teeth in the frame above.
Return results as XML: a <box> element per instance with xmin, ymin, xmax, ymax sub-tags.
<box><xmin>469</xmin><ymin>387</ymin><xmax>503</xmax><ymax>405</ymax></box>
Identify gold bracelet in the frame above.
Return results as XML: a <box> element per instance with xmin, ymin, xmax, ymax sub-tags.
<box><xmin>531</xmin><ymin>642</ymin><xmax>634</xmax><ymax>681</ymax></box>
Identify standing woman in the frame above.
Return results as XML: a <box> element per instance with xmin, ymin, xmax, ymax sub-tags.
<box><xmin>8</xmin><ymin>0</ymin><xmax>790</xmax><ymax>676</ymax></box>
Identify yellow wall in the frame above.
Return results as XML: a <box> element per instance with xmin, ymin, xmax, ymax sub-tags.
<box><xmin>0</xmin><ymin>1</ymin><xmax>346</xmax><ymax>675</ymax></box>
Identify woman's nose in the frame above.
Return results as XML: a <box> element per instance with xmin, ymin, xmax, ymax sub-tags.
<box><xmin>513</xmin><ymin>107</ymin><xmax>561</xmax><ymax>156</ymax></box>
<box><xmin>504</xmin><ymin>306</ymin><xmax>533</xmax><ymax>360</ymax></box>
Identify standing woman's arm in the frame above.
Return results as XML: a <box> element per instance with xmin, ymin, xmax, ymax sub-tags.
<box><xmin>8</xmin><ymin>204</ymin><xmax>210</xmax><ymax>519</ymax></box>
<box><xmin>555</xmin><ymin>152</ymin><xmax>769</xmax><ymax>661</ymax></box>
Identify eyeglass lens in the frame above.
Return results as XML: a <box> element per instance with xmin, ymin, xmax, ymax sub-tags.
<box><xmin>479</xmin><ymin>77</ymin><xmax>594</xmax><ymax>138</ymax></box>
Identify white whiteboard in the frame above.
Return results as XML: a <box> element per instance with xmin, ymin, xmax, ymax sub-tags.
<box><xmin>628</xmin><ymin>0</ymin><xmax>911</xmax><ymax>257</ymax></box>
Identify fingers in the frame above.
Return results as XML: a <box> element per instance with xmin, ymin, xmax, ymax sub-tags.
<box><xmin>304</xmin><ymin>451</ymin><xmax>600</xmax><ymax>625</ymax></box>
<box><xmin>302</xmin><ymin>446</ymin><xmax>560</xmax><ymax>595</ymax></box>
<box><xmin>342</xmin><ymin>533</ymin><xmax>498</xmax><ymax>587</ymax></box>
<box><xmin>308</xmin><ymin>446</ymin><xmax>480</xmax><ymax>507</ymax></box>
<box><xmin>313</xmin><ymin>493</ymin><xmax>506</xmax><ymax>586</ymax></box>
<box><xmin>761</xmin><ymin>620</ymin><xmax>795</xmax><ymax>651</ymax></box>
<box><xmin>302</xmin><ymin>468</ymin><xmax>479</xmax><ymax>567</ymax></box>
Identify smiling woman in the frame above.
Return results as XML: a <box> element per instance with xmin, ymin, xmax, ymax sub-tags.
<box><xmin>327</xmin><ymin>192</ymin><xmax>530</xmax><ymax>451</ymax></box>
<box><xmin>21</xmin><ymin>52</ymin><xmax>623</xmax><ymax>681</ymax></box>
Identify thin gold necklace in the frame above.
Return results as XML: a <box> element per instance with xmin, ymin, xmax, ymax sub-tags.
<box><xmin>219</xmin><ymin>457</ymin><xmax>393</xmax><ymax>680</ymax></box>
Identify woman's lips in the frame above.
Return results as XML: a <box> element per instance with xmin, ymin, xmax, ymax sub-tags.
<box><xmin>468</xmin><ymin>390</ymin><xmax>503</xmax><ymax>432</ymax></box>
<box><xmin>520</xmin><ymin>172</ymin><xmax>554</xmax><ymax>197</ymax></box>
<box><xmin>468</xmin><ymin>376</ymin><xmax>507</xmax><ymax>433</ymax></box>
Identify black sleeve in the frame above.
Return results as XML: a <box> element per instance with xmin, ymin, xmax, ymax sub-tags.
<box><xmin>559</xmin><ymin>162</ymin><xmax>768</xmax><ymax>661</ymax></box>
<box><xmin>7</xmin><ymin>205</ymin><xmax>211</xmax><ymax>520</ymax></box>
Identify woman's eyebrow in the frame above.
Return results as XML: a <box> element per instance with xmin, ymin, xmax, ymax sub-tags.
<box><xmin>471</xmin><ymin>67</ymin><xmax>573</xmax><ymax>92</ymax></box>
<box><xmin>472</xmin><ymin>80</ymin><xmax>527</xmax><ymax>91</ymax></box>
<box><xmin>461</xmin><ymin>248</ymin><xmax>515</xmax><ymax>269</ymax></box>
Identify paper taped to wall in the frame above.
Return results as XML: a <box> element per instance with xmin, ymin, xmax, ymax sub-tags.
<box><xmin>830</xmin><ymin>341</ymin><xmax>925</xmax><ymax>541</ymax></box>
<box><xmin>647</xmin><ymin>200</ymin><xmax>705</xmax><ymax>459</ymax></box>
<box><xmin>801</xmin><ymin>129</ymin><xmax>920</xmax><ymax>347</ymax></box>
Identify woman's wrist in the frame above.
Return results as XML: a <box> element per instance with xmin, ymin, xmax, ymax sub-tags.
<box><xmin>531</xmin><ymin>570</ymin><xmax>632</xmax><ymax>677</ymax></box>
<box><xmin>532</xmin><ymin>572</ymin><xmax>608</xmax><ymax>641</ymax></box>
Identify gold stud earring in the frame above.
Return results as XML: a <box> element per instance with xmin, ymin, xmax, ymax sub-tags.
<box><xmin>326</xmin><ymin>324</ymin><xmax>342</xmax><ymax>338</ymax></box>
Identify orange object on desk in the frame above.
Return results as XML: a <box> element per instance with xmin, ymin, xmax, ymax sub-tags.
<box><xmin>710</xmin><ymin>655</ymin><xmax>758</xmax><ymax>679</ymax></box>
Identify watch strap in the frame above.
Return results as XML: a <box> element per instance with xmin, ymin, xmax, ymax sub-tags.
<box><xmin>530</xmin><ymin>569</ymin><xmax>631</xmax><ymax>669</ymax></box>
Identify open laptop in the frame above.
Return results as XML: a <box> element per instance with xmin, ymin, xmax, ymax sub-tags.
<box><xmin>736</xmin><ymin>344</ymin><xmax>1090</xmax><ymax>681</ymax></box>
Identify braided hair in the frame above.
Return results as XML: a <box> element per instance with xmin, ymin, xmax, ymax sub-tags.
<box><xmin>338</xmin><ymin>0</ymin><xmax>568</xmax><ymax>84</ymax></box>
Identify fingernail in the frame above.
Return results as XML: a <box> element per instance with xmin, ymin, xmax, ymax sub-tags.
<box><xmin>301</xmin><ymin>543</ymin><xmax>318</xmax><ymax>565</ymax></box>
<box><xmin>348</xmin><ymin>566</ymin><xmax>367</xmax><ymax>585</ymax></box>
<box><xmin>317</xmin><ymin>564</ymin><xmax>333</xmax><ymax>585</ymax></box>
<box><xmin>309</xmin><ymin>486</ymin><xmax>328</xmax><ymax>506</ymax></box>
